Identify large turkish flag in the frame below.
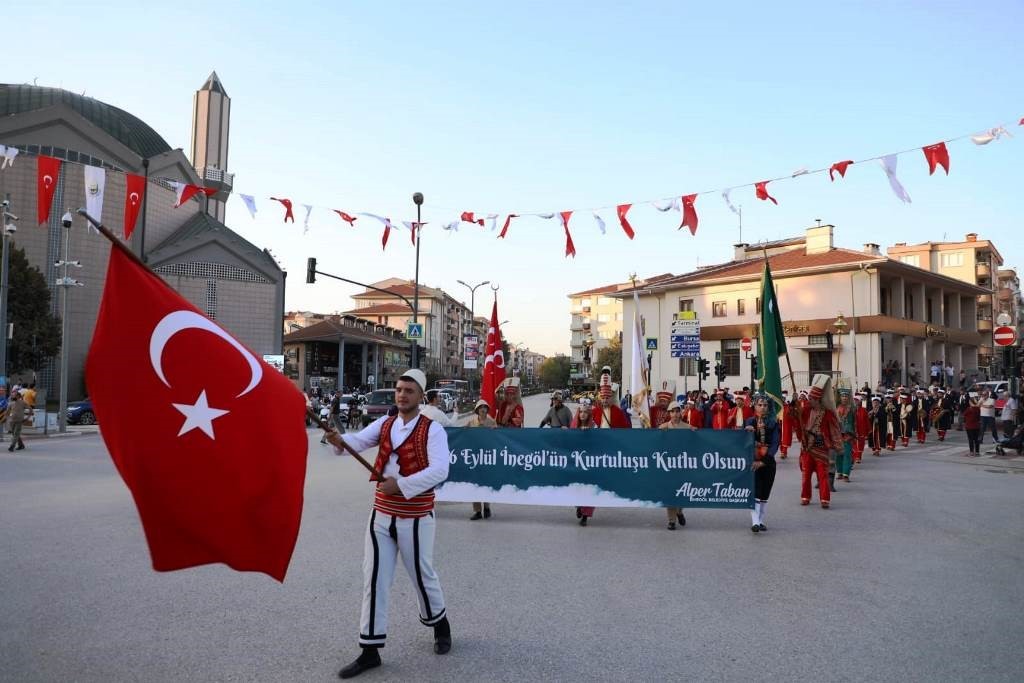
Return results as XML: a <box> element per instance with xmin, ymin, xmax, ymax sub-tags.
<box><xmin>86</xmin><ymin>248</ymin><xmax>307</xmax><ymax>581</ymax></box>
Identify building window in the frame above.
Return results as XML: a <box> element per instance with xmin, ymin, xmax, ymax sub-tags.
<box><xmin>679</xmin><ymin>298</ymin><xmax>694</xmax><ymax>312</ymax></box>
<box><xmin>737</xmin><ymin>299</ymin><xmax>746</xmax><ymax>316</ymax></box>
<box><xmin>905</xmin><ymin>292</ymin><xmax>914</xmax><ymax>318</ymax></box>
<box><xmin>880</xmin><ymin>287</ymin><xmax>889</xmax><ymax>315</ymax></box>
<box><xmin>899</xmin><ymin>255</ymin><xmax>920</xmax><ymax>267</ymax></box>
<box><xmin>808</xmin><ymin>334</ymin><xmax>828</xmax><ymax>346</ymax></box>
<box><xmin>597</xmin><ymin>296</ymin><xmax>614</xmax><ymax>306</ymax></box>
<box><xmin>808</xmin><ymin>350</ymin><xmax>832</xmax><ymax>374</ymax></box>
<box><xmin>597</xmin><ymin>313</ymin><xmax>612</xmax><ymax>322</ymax></box>
<box><xmin>926</xmin><ymin>298</ymin><xmax>934</xmax><ymax>323</ymax></box>
<box><xmin>940</xmin><ymin>252</ymin><xmax>964</xmax><ymax>267</ymax></box>
<box><xmin>712</xmin><ymin>301</ymin><xmax>727</xmax><ymax>317</ymax></box>
<box><xmin>679</xmin><ymin>357</ymin><xmax>698</xmax><ymax>376</ymax></box>
<box><xmin>722</xmin><ymin>339</ymin><xmax>741</xmax><ymax>376</ymax></box>
<box><xmin>755</xmin><ymin>297</ymin><xmax>762</xmax><ymax>314</ymax></box>
<box><xmin>154</xmin><ymin>261</ymin><xmax>269</xmax><ymax>283</ymax></box>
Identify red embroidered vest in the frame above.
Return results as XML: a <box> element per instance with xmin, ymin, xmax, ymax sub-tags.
<box><xmin>372</xmin><ymin>414</ymin><xmax>435</xmax><ymax>517</ymax></box>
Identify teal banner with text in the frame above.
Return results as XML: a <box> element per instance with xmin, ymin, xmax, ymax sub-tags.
<box><xmin>436</xmin><ymin>427</ymin><xmax>754</xmax><ymax>509</ymax></box>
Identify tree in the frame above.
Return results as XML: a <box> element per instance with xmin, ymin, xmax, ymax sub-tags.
<box><xmin>538</xmin><ymin>355</ymin><xmax>571</xmax><ymax>390</ymax></box>
<box><xmin>3</xmin><ymin>241</ymin><xmax>61</xmax><ymax>376</ymax></box>
<box><xmin>594</xmin><ymin>337</ymin><xmax>623</xmax><ymax>382</ymax></box>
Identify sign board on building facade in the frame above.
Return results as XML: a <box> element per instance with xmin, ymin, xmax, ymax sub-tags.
<box><xmin>262</xmin><ymin>354</ymin><xmax>285</xmax><ymax>372</ymax></box>
<box><xmin>670</xmin><ymin>315</ymin><xmax>701</xmax><ymax>359</ymax></box>
<box><xmin>463</xmin><ymin>334</ymin><xmax>481</xmax><ymax>369</ymax></box>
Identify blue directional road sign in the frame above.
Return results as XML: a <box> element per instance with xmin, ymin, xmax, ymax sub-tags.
<box><xmin>670</xmin><ymin>334</ymin><xmax>701</xmax><ymax>358</ymax></box>
<box><xmin>406</xmin><ymin>322</ymin><xmax>424</xmax><ymax>340</ymax></box>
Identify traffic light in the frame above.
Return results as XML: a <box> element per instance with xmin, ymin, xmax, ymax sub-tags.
<box><xmin>751</xmin><ymin>355</ymin><xmax>759</xmax><ymax>378</ymax></box>
<box><xmin>715</xmin><ymin>363</ymin><xmax>726</xmax><ymax>380</ymax></box>
<box><xmin>698</xmin><ymin>358</ymin><xmax>710</xmax><ymax>380</ymax></box>
<box><xmin>306</xmin><ymin>257</ymin><xmax>317</xmax><ymax>284</ymax></box>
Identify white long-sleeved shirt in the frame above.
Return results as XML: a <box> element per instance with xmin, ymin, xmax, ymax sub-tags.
<box><xmin>418</xmin><ymin>403</ymin><xmax>454</xmax><ymax>427</ymax></box>
<box><xmin>338</xmin><ymin>413</ymin><xmax>450</xmax><ymax>499</ymax></box>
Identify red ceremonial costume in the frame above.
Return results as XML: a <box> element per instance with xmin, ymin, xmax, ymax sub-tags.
<box><xmin>853</xmin><ymin>399</ymin><xmax>871</xmax><ymax>463</ymax></box>
<box><xmin>711</xmin><ymin>397</ymin><xmax>731</xmax><ymax>430</ymax></box>
<box><xmin>779</xmin><ymin>394</ymin><xmax>794</xmax><ymax>458</ymax></box>
<box><xmin>371</xmin><ymin>415</ymin><xmax>437</xmax><ymax>517</ymax></box>
<box><xmin>594</xmin><ymin>404</ymin><xmax>632</xmax><ymax>428</ymax></box>
<box><xmin>683</xmin><ymin>404</ymin><xmax>705</xmax><ymax>428</ymax></box>
<box><xmin>727</xmin><ymin>402</ymin><xmax>754</xmax><ymax>429</ymax></box>
<box><xmin>799</xmin><ymin>386</ymin><xmax>841</xmax><ymax>507</ymax></box>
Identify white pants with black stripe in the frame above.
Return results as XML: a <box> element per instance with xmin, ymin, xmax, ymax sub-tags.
<box><xmin>359</xmin><ymin>509</ymin><xmax>447</xmax><ymax>648</ymax></box>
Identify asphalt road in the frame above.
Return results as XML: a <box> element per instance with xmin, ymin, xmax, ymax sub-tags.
<box><xmin>2</xmin><ymin>393</ymin><xmax>1022</xmax><ymax>682</ymax></box>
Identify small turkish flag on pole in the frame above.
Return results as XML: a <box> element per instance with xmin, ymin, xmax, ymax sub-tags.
<box><xmin>479</xmin><ymin>300</ymin><xmax>506</xmax><ymax>412</ymax></box>
<box><xmin>36</xmin><ymin>156</ymin><xmax>61</xmax><ymax>225</ymax></box>
<box><xmin>123</xmin><ymin>174</ymin><xmax>146</xmax><ymax>239</ymax></box>
<box><xmin>86</xmin><ymin>247</ymin><xmax>307</xmax><ymax>581</ymax></box>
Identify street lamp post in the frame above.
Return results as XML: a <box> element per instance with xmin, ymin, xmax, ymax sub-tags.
<box><xmin>832</xmin><ymin>313</ymin><xmax>849</xmax><ymax>381</ymax></box>
<box><xmin>456</xmin><ymin>279</ymin><xmax>489</xmax><ymax>393</ymax></box>
<box><xmin>0</xmin><ymin>194</ymin><xmax>17</xmax><ymax>395</ymax></box>
<box><xmin>412</xmin><ymin>192</ymin><xmax>423</xmax><ymax>369</ymax></box>
<box><xmin>57</xmin><ymin>211</ymin><xmax>84</xmax><ymax>433</ymax></box>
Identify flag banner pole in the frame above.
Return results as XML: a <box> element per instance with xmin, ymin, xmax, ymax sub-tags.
<box><xmin>306</xmin><ymin>408</ymin><xmax>384</xmax><ymax>481</ymax></box>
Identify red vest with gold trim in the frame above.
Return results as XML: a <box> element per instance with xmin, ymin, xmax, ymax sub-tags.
<box><xmin>372</xmin><ymin>414</ymin><xmax>435</xmax><ymax>517</ymax></box>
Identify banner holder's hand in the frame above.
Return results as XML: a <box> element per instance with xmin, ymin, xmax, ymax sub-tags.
<box><xmin>306</xmin><ymin>407</ymin><xmax>384</xmax><ymax>481</ymax></box>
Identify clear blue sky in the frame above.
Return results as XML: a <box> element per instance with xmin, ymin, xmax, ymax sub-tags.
<box><xmin>8</xmin><ymin>1</ymin><xmax>1023</xmax><ymax>356</ymax></box>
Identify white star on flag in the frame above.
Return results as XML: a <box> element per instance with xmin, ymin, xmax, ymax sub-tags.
<box><xmin>173</xmin><ymin>390</ymin><xmax>229</xmax><ymax>439</ymax></box>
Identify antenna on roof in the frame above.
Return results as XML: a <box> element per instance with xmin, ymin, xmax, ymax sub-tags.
<box><xmin>738</xmin><ymin>205</ymin><xmax>743</xmax><ymax>244</ymax></box>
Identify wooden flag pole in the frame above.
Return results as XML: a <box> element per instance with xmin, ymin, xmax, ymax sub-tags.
<box><xmin>305</xmin><ymin>408</ymin><xmax>385</xmax><ymax>481</ymax></box>
<box><xmin>760</xmin><ymin>246</ymin><xmax>800</xmax><ymax>402</ymax></box>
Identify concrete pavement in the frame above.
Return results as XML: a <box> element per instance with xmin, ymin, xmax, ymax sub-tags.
<box><xmin>1</xmin><ymin>395</ymin><xmax>1022</xmax><ymax>681</ymax></box>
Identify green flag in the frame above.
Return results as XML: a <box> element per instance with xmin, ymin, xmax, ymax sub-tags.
<box><xmin>756</xmin><ymin>260</ymin><xmax>787</xmax><ymax>412</ymax></box>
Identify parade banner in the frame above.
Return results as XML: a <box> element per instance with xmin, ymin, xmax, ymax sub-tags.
<box><xmin>437</xmin><ymin>428</ymin><xmax>754</xmax><ymax>509</ymax></box>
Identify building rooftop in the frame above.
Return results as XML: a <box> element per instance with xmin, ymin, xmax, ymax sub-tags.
<box><xmin>148</xmin><ymin>211</ymin><xmax>281</xmax><ymax>274</ymax></box>
<box><xmin>0</xmin><ymin>83</ymin><xmax>173</xmax><ymax>159</ymax></box>
<box><xmin>282</xmin><ymin>317</ymin><xmax>408</xmax><ymax>347</ymax></box>
<box><xmin>199</xmin><ymin>71</ymin><xmax>227</xmax><ymax>96</ymax></box>
<box><xmin>352</xmin><ymin>281</ymin><xmax>444</xmax><ymax>300</ymax></box>
<box><xmin>345</xmin><ymin>303</ymin><xmax>422</xmax><ymax>316</ymax></box>
<box><xmin>568</xmin><ymin>273</ymin><xmax>674</xmax><ymax>298</ymax></box>
<box><xmin>888</xmin><ymin>233</ymin><xmax>1004</xmax><ymax>265</ymax></box>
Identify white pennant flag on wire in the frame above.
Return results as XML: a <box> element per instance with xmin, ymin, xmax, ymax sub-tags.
<box><xmin>239</xmin><ymin>194</ymin><xmax>257</xmax><ymax>218</ymax></box>
<box><xmin>538</xmin><ymin>212</ymin><xmax>555</xmax><ymax>219</ymax></box>
<box><xmin>722</xmin><ymin>189</ymin><xmax>740</xmax><ymax>215</ymax></box>
<box><xmin>486</xmin><ymin>214</ymin><xmax>499</xmax><ymax>231</ymax></box>
<box><xmin>442</xmin><ymin>220</ymin><xmax>459</xmax><ymax>232</ymax></box>
<box><xmin>1</xmin><ymin>145</ymin><xmax>17</xmax><ymax>169</ymax></box>
<box><xmin>592</xmin><ymin>212</ymin><xmax>606</xmax><ymax>235</ymax></box>
<box><xmin>303</xmin><ymin>204</ymin><xmax>313</xmax><ymax>234</ymax></box>
<box><xmin>971</xmin><ymin>126</ymin><xmax>1011</xmax><ymax>145</ymax></box>
<box><xmin>880</xmin><ymin>155</ymin><xmax>912</xmax><ymax>204</ymax></box>
<box><xmin>651</xmin><ymin>198</ymin><xmax>679</xmax><ymax>212</ymax></box>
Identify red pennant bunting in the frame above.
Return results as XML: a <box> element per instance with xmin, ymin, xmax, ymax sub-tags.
<box><xmin>560</xmin><ymin>211</ymin><xmax>576</xmax><ymax>258</ymax></box>
<box><xmin>381</xmin><ymin>220</ymin><xmax>391</xmax><ymax>250</ymax></box>
<box><xmin>498</xmin><ymin>214</ymin><xmax>518</xmax><ymax>239</ymax></box>
<box><xmin>679</xmin><ymin>194</ymin><xmax>698</xmax><ymax>235</ymax></box>
<box><xmin>1019</xmin><ymin>117</ymin><xmax>1023</xmax><ymax>126</ymax></box>
<box><xmin>922</xmin><ymin>142</ymin><xmax>950</xmax><ymax>175</ymax></box>
<box><xmin>333</xmin><ymin>210</ymin><xmax>357</xmax><ymax>226</ymax></box>
<box><xmin>123</xmin><ymin>173</ymin><xmax>146</xmax><ymax>239</ymax></box>
<box><xmin>173</xmin><ymin>183</ymin><xmax>215</xmax><ymax>208</ymax></box>
<box><xmin>755</xmin><ymin>181</ymin><xmax>778</xmax><ymax>205</ymax></box>
<box><xmin>829</xmin><ymin>160</ymin><xmax>853</xmax><ymax>181</ymax></box>
<box><xmin>616</xmin><ymin>204</ymin><xmax>635</xmax><ymax>239</ymax></box>
<box><xmin>271</xmin><ymin>197</ymin><xmax>295</xmax><ymax>222</ymax></box>
<box><xmin>36</xmin><ymin>155</ymin><xmax>61</xmax><ymax>225</ymax></box>
<box><xmin>409</xmin><ymin>221</ymin><xmax>426</xmax><ymax>246</ymax></box>
<box><xmin>460</xmin><ymin>211</ymin><xmax>484</xmax><ymax>226</ymax></box>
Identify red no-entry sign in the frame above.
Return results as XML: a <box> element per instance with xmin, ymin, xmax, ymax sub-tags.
<box><xmin>740</xmin><ymin>337</ymin><xmax>752</xmax><ymax>353</ymax></box>
<box><xmin>993</xmin><ymin>326</ymin><xmax>1017</xmax><ymax>347</ymax></box>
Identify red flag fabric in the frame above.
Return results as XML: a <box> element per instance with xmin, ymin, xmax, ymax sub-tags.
<box><xmin>498</xmin><ymin>214</ymin><xmax>518</xmax><ymax>239</ymax></box>
<box><xmin>560</xmin><ymin>211</ymin><xmax>576</xmax><ymax>258</ymax></box>
<box><xmin>123</xmin><ymin>174</ymin><xmax>146</xmax><ymax>239</ymax></box>
<box><xmin>480</xmin><ymin>301</ymin><xmax>506</xmax><ymax>412</ymax></box>
<box><xmin>381</xmin><ymin>219</ymin><xmax>392</xmax><ymax>249</ymax></box>
<box><xmin>86</xmin><ymin>248</ymin><xmax>307</xmax><ymax>581</ymax></box>
<box><xmin>616</xmin><ymin>203</ymin><xmax>635</xmax><ymax>239</ymax></box>
<box><xmin>460</xmin><ymin>211</ymin><xmax>485</xmax><ymax>226</ymax></box>
<box><xmin>271</xmin><ymin>197</ymin><xmax>295</xmax><ymax>222</ymax></box>
<box><xmin>680</xmin><ymin>194</ymin><xmax>698</xmax><ymax>235</ymax></box>
<box><xmin>829</xmin><ymin>160</ymin><xmax>854</xmax><ymax>181</ymax></box>
<box><xmin>334</xmin><ymin>210</ymin><xmax>357</xmax><ymax>226</ymax></box>
<box><xmin>755</xmin><ymin>181</ymin><xmax>778</xmax><ymax>205</ymax></box>
<box><xmin>922</xmin><ymin>142</ymin><xmax>950</xmax><ymax>175</ymax></box>
<box><xmin>172</xmin><ymin>182</ymin><xmax>215</xmax><ymax>208</ymax></box>
<box><xmin>36</xmin><ymin>156</ymin><xmax>61</xmax><ymax>225</ymax></box>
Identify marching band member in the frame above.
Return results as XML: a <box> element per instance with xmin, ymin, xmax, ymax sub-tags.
<box><xmin>899</xmin><ymin>390</ymin><xmax>915</xmax><ymax>448</ymax></box>
<box><xmin>746</xmin><ymin>394</ymin><xmax>780</xmax><ymax>532</ymax></box>
<box><xmin>853</xmin><ymin>392</ymin><xmax>871</xmax><ymax>463</ymax></box>
<box><xmin>868</xmin><ymin>396</ymin><xmax>885</xmax><ymax>456</ymax></box>
<box><xmin>799</xmin><ymin>375</ymin><xmax>841</xmax><ymax>508</ymax></box>
<box><xmin>835</xmin><ymin>390</ymin><xmax>856</xmax><ymax>481</ymax></box>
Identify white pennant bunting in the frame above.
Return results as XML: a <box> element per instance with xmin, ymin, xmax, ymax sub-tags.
<box><xmin>239</xmin><ymin>194</ymin><xmax>257</xmax><ymax>218</ymax></box>
<box><xmin>538</xmin><ymin>212</ymin><xmax>555</xmax><ymax>219</ymax></box>
<box><xmin>880</xmin><ymin>155</ymin><xmax>912</xmax><ymax>204</ymax></box>
<box><xmin>592</xmin><ymin>212</ymin><xmax>606</xmax><ymax>235</ymax></box>
<box><xmin>1</xmin><ymin>145</ymin><xmax>17</xmax><ymax>169</ymax></box>
<box><xmin>651</xmin><ymin>198</ymin><xmax>678</xmax><ymax>212</ymax></box>
<box><xmin>442</xmin><ymin>220</ymin><xmax>459</xmax><ymax>232</ymax></box>
<box><xmin>722</xmin><ymin>189</ymin><xmax>740</xmax><ymax>215</ymax></box>
<box><xmin>303</xmin><ymin>204</ymin><xmax>313</xmax><ymax>233</ymax></box>
<box><xmin>486</xmin><ymin>213</ymin><xmax>498</xmax><ymax>231</ymax></box>
<box><xmin>971</xmin><ymin>126</ymin><xmax>1011</xmax><ymax>145</ymax></box>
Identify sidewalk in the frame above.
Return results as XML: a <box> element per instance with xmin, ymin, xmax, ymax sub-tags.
<box><xmin>892</xmin><ymin>425</ymin><xmax>1024</xmax><ymax>471</ymax></box>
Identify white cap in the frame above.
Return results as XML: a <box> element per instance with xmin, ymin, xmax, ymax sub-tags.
<box><xmin>398</xmin><ymin>368</ymin><xmax>427</xmax><ymax>393</ymax></box>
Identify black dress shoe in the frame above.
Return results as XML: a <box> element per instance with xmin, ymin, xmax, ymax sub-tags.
<box><xmin>575</xmin><ymin>507</ymin><xmax>583</xmax><ymax>519</ymax></box>
<box><xmin>758</xmin><ymin>523</ymin><xmax>767</xmax><ymax>532</ymax></box>
<box><xmin>579</xmin><ymin>516</ymin><xmax>587</xmax><ymax>526</ymax></box>
<box><xmin>751</xmin><ymin>525</ymin><xmax>760</xmax><ymax>533</ymax></box>
<box><xmin>469</xmin><ymin>511</ymin><xmax>482</xmax><ymax>521</ymax></box>
<box><xmin>483</xmin><ymin>506</ymin><xmax>491</xmax><ymax>519</ymax></box>
<box><xmin>433</xmin><ymin>617</ymin><xmax>452</xmax><ymax>655</ymax></box>
<box><xmin>339</xmin><ymin>649</ymin><xmax>381</xmax><ymax>679</ymax></box>
<box><xmin>676</xmin><ymin>511</ymin><xmax>686</xmax><ymax>526</ymax></box>
<box><xmin>667</xmin><ymin>521</ymin><xmax>676</xmax><ymax>530</ymax></box>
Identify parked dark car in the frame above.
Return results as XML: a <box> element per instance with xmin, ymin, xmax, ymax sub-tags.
<box><xmin>362</xmin><ymin>389</ymin><xmax>396</xmax><ymax>426</ymax></box>
<box><xmin>67</xmin><ymin>399</ymin><xmax>96</xmax><ymax>425</ymax></box>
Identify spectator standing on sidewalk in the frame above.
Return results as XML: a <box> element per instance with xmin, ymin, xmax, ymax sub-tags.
<box><xmin>1000</xmin><ymin>391</ymin><xmax>1018</xmax><ymax>439</ymax></box>
<box><xmin>963</xmin><ymin>397</ymin><xmax>981</xmax><ymax>456</ymax></box>
<box><xmin>4</xmin><ymin>391</ymin><xmax>31</xmax><ymax>452</ymax></box>
<box><xmin>979</xmin><ymin>390</ymin><xmax>998</xmax><ymax>444</ymax></box>
<box><xmin>945</xmin><ymin>363</ymin><xmax>955</xmax><ymax>389</ymax></box>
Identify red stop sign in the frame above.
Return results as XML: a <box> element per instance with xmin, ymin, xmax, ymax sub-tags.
<box><xmin>994</xmin><ymin>326</ymin><xmax>1017</xmax><ymax>347</ymax></box>
<box><xmin>741</xmin><ymin>337</ymin><xmax>752</xmax><ymax>353</ymax></box>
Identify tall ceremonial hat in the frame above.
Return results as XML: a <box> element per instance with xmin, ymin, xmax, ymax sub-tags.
<box><xmin>598</xmin><ymin>365</ymin><xmax>614</xmax><ymax>398</ymax></box>
<box><xmin>501</xmin><ymin>376</ymin><xmax>521</xmax><ymax>395</ymax></box>
<box><xmin>656</xmin><ymin>379</ymin><xmax>676</xmax><ymax>403</ymax></box>
<box><xmin>808</xmin><ymin>374</ymin><xmax>836</xmax><ymax>411</ymax></box>
<box><xmin>871</xmin><ymin>395</ymin><xmax>882</xmax><ymax>403</ymax></box>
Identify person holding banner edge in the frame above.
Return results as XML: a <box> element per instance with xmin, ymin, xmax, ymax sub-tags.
<box><xmin>746</xmin><ymin>394</ymin><xmax>780</xmax><ymax>532</ymax></box>
<box><xmin>659</xmin><ymin>400</ymin><xmax>694</xmax><ymax>529</ymax></box>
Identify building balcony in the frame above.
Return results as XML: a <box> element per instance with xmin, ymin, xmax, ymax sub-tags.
<box><xmin>976</xmin><ymin>262</ymin><xmax>991</xmax><ymax>279</ymax></box>
<box><xmin>977</xmin><ymin>293</ymin><xmax>992</xmax><ymax>306</ymax></box>
<box><xmin>998</xmin><ymin>288</ymin><xmax>1012</xmax><ymax>302</ymax></box>
<box><xmin>196</xmin><ymin>166</ymin><xmax>234</xmax><ymax>201</ymax></box>
<box><xmin>977</xmin><ymin>318</ymin><xmax>993</xmax><ymax>332</ymax></box>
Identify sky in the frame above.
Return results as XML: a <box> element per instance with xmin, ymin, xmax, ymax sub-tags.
<box><xmin>7</xmin><ymin>1</ymin><xmax>1023</xmax><ymax>356</ymax></box>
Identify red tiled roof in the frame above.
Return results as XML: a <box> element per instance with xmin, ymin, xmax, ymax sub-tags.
<box><xmin>568</xmin><ymin>273</ymin><xmax>674</xmax><ymax>298</ymax></box>
<box><xmin>352</xmin><ymin>282</ymin><xmax>441</xmax><ymax>299</ymax></box>
<box><xmin>345</xmin><ymin>303</ymin><xmax>416</xmax><ymax>316</ymax></box>
<box><xmin>283</xmin><ymin>319</ymin><xmax>408</xmax><ymax>346</ymax></box>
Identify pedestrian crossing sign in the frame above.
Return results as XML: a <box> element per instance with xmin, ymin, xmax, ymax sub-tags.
<box><xmin>646</xmin><ymin>338</ymin><xmax>658</xmax><ymax>350</ymax></box>
<box><xmin>406</xmin><ymin>323</ymin><xmax>424</xmax><ymax>340</ymax></box>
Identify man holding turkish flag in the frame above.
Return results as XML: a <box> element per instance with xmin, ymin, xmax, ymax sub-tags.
<box><xmin>479</xmin><ymin>301</ymin><xmax>506</xmax><ymax>412</ymax></box>
<box><xmin>86</xmin><ymin>247</ymin><xmax>308</xmax><ymax>582</ymax></box>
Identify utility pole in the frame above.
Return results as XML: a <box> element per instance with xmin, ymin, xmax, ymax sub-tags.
<box><xmin>0</xmin><ymin>193</ymin><xmax>17</xmax><ymax>393</ymax></box>
<box><xmin>412</xmin><ymin>192</ymin><xmax>423</xmax><ymax>369</ymax></box>
<box><xmin>56</xmin><ymin>211</ymin><xmax>84</xmax><ymax>433</ymax></box>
